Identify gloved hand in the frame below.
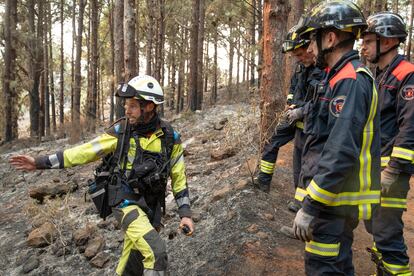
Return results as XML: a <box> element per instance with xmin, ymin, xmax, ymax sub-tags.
<box><xmin>381</xmin><ymin>167</ymin><xmax>399</xmax><ymax>194</ymax></box>
<box><xmin>286</xmin><ymin>107</ymin><xmax>304</xmax><ymax>124</ymax></box>
<box><xmin>293</xmin><ymin>208</ymin><xmax>315</xmax><ymax>242</ymax></box>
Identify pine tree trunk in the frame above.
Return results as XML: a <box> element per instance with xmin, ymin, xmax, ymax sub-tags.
<box><xmin>146</xmin><ymin>0</ymin><xmax>155</xmax><ymax>75</ymax></box>
<box><xmin>124</xmin><ymin>0</ymin><xmax>137</xmax><ymax>81</ymax></box>
<box><xmin>284</xmin><ymin>0</ymin><xmax>303</xmax><ymax>97</ymax></box>
<box><xmin>39</xmin><ymin>0</ymin><xmax>45</xmax><ymax>138</ymax></box>
<box><xmin>260</xmin><ymin>0</ymin><xmax>288</xmax><ymax>146</ymax></box>
<box><xmin>188</xmin><ymin>0</ymin><xmax>200</xmax><ymax>111</ymax></box>
<box><xmin>72</xmin><ymin>0</ymin><xmax>86</xmax><ymax>142</ymax></box>
<box><xmin>228</xmin><ymin>25</ymin><xmax>234</xmax><ymax>100</ymax></box>
<box><xmin>135</xmin><ymin>0</ymin><xmax>140</xmax><ymax>74</ymax></box>
<box><xmin>177</xmin><ymin>25</ymin><xmax>186</xmax><ymax>114</ymax></box>
<box><xmin>236</xmin><ymin>26</ymin><xmax>241</xmax><ymax>93</ymax></box>
<box><xmin>114</xmin><ymin>0</ymin><xmax>125</xmax><ymax>119</ymax></box>
<box><xmin>109</xmin><ymin>0</ymin><xmax>115</xmax><ymax>123</ymax></box>
<box><xmin>48</xmin><ymin>2</ymin><xmax>56</xmax><ymax>133</ymax></box>
<box><xmin>406</xmin><ymin>0</ymin><xmax>414</xmax><ymax>61</ymax></box>
<box><xmin>256</xmin><ymin>0</ymin><xmax>263</xmax><ymax>88</ymax></box>
<box><xmin>204</xmin><ymin>38</ymin><xmax>209</xmax><ymax>96</ymax></box>
<box><xmin>211</xmin><ymin>21</ymin><xmax>218</xmax><ymax>105</ymax></box>
<box><xmin>71</xmin><ymin>0</ymin><xmax>76</xmax><ymax>123</ymax></box>
<box><xmin>3</xmin><ymin>0</ymin><xmax>18</xmax><ymax>141</ymax></box>
<box><xmin>196</xmin><ymin>0</ymin><xmax>205</xmax><ymax>110</ymax></box>
<box><xmin>89</xmin><ymin>0</ymin><xmax>99</xmax><ymax>132</ymax></box>
<box><xmin>250</xmin><ymin>0</ymin><xmax>256</xmax><ymax>86</ymax></box>
<box><xmin>59</xmin><ymin>0</ymin><xmax>65</xmax><ymax>126</ymax></box>
<box><xmin>28</xmin><ymin>0</ymin><xmax>42</xmax><ymax>138</ymax></box>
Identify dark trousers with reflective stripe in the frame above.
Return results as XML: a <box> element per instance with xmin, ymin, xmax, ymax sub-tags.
<box><xmin>293</xmin><ymin>127</ymin><xmax>306</xmax><ymax>189</ymax></box>
<box><xmin>365</xmin><ymin>173</ymin><xmax>411</xmax><ymax>275</ymax></box>
<box><xmin>259</xmin><ymin>121</ymin><xmax>299</xmax><ymax>186</ymax></box>
<box><xmin>306</xmin><ymin>215</ymin><xmax>359</xmax><ymax>276</ymax></box>
<box><xmin>113</xmin><ymin>205</ymin><xmax>167</xmax><ymax>276</ymax></box>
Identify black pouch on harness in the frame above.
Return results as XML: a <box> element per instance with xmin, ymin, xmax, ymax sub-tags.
<box><xmin>87</xmin><ymin>118</ymin><xmax>131</xmax><ymax>220</ymax></box>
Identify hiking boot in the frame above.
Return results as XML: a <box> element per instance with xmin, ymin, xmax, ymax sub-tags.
<box><xmin>254</xmin><ymin>173</ymin><xmax>272</xmax><ymax>193</ymax></box>
<box><xmin>287</xmin><ymin>201</ymin><xmax>301</xmax><ymax>213</ymax></box>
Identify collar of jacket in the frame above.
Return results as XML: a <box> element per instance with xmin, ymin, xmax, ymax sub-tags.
<box><xmin>325</xmin><ymin>50</ymin><xmax>359</xmax><ymax>82</ymax></box>
<box><xmin>375</xmin><ymin>54</ymin><xmax>404</xmax><ymax>81</ymax></box>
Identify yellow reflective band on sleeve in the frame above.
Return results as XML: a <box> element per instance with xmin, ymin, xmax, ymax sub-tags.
<box><xmin>391</xmin><ymin>147</ymin><xmax>414</xmax><ymax>162</ymax></box>
<box><xmin>382</xmin><ymin>260</ymin><xmax>411</xmax><ymax>275</ymax></box>
<box><xmin>294</xmin><ymin>187</ymin><xmax>307</xmax><ymax>202</ymax></box>
<box><xmin>381</xmin><ymin>156</ymin><xmax>390</xmax><ymax>168</ymax></box>
<box><xmin>381</xmin><ymin>197</ymin><xmax>407</xmax><ymax>209</ymax></box>
<box><xmin>287</xmin><ymin>94</ymin><xmax>294</xmax><ymax>100</ymax></box>
<box><xmin>63</xmin><ymin>133</ymin><xmax>117</xmax><ymax>168</ymax></box>
<box><xmin>170</xmin><ymin>143</ymin><xmax>187</xmax><ymax>196</ymax></box>
<box><xmin>307</xmin><ymin>180</ymin><xmax>380</xmax><ymax>206</ymax></box>
<box><xmin>305</xmin><ymin>241</ymin><xmax>340</xmax><ymax>257</ymax></box>
<box><xmin>295</xmin><ymin>121</ymin><xmax>304</xmax><ymax>129</ymax></box>
<box><xmin>260</xmin><ymin>160</ymin><xmax>275</xmax><ymax>174</ymax></box>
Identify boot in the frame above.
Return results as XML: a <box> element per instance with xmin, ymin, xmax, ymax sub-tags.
<box><xmin>254</xmin><ymin>172</ymin><xmax>272</xmax><ymax>193</ymax></box>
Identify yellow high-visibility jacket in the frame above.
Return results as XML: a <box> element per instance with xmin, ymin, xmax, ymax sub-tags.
<box><xmin>35</xmin><ymin>118</ymin><xmax>191</xmax><ymax>218</ymax></box>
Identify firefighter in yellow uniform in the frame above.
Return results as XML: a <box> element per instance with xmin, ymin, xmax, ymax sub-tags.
<box><xmin>10</xmin><ymin>75</ymin><xmax>194</xmax><ymax>276</ymax></box>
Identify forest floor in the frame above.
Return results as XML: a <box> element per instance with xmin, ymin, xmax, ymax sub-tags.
<box><xmin>0</xmin><ymin>95</ymin><xmax>413</xmax><ymax>275</ymax></box>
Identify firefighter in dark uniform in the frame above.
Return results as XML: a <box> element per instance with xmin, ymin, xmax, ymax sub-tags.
<box><xmin>257</xmin><ymin>25</ymin><xmax>325</xmax><ymax>214</ymax></box>
<box><xmin>10</xmin><ymin>75</ymin><xmax>194</xmax><ymax>276</ymax></box>
<box><xmin>361</xmin><ymin>12</ymin><xmax>413</xmax><ymax>276</ymax></box>
<box><xmin>293</xmin><ymin>1</ymin><xmax>381</xmax><ymax>275</ymax></box>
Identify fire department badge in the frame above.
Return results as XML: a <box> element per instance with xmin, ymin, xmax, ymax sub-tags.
<box><xmin>400</xmin><ymin>85</ymin><xmax>414</xmax><ymax>101</ymax></box>
<box><xmin>330</xmin><ymin>96</ymin><xmax>346</xmax><ymax>117</ymax></box>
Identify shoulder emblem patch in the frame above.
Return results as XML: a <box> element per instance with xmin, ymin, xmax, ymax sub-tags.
<box><xmin>330</xmin><ymin>96</ymin><xmax>346</xmax><ymax>117</ymax></box>
<box><xmin>400</xmin><ymin>85</ymin><xmax>414</xmax><ymax>101</ymax></box>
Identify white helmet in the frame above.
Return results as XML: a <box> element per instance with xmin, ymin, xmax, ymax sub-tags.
<box><xmin>116</xmin><ymin>75</ymin><xmax>164</xmax><ymax>105</ymax></box>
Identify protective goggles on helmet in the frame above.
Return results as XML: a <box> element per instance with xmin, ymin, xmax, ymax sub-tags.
<box><xmin>116</xmin><ymin>83</ymin><xmax>146</xmax><ymax>100</ymax></box>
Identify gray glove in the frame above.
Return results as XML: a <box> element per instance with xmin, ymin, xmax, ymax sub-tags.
<box><xmin>293</xmin><ymin>208</ymin><xmax>315</xmax><ymax>242</ymax></box>
<box><xmin>286</xmin><ymin>107</ymin><xmax>304</xmax><ymax>124</ymax></box>
<box><xmin>381</xmin><ymin>167</ymin><xmax>399</xmax><ymax>194</ymax></box>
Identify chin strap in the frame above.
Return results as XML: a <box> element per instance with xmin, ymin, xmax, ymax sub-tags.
<box><xmin>372</xmin><ymin>35</ymin><xmax>400</xmax><ymax>64</ymax></box>
<box><xmin>315</xmin><ymin>30</ymin><xmax>355</xmax><ymax>69</ymax></box>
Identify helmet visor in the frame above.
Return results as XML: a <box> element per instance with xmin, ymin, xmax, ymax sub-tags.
<box><xmin>116</xmin><ymin>83</ymin><xmax>145</xmax><ymax>99</ymax></box>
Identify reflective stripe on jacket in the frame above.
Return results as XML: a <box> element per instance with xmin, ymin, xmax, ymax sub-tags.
<box><xmin>300</xmin><ymin>50</ymin><xmax>381</xmax><ymax>220</ymax></box>
<box><xmin>376</xmin><ymin>54</ymin><xmax>414</xmax><ymax>174</ymax></box>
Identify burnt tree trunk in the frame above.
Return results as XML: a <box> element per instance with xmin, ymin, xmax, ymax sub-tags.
<box><xmin>250</xmin><ymin>0</ymin><xmax>256</xmax><ymax>86</ymax></box>
<box><xmin>28</xmin><ymin>0</ymin><xmax>42</xmax><ymax>138</ymax></box>
<box><xmin>109</xmin><ymin>0</ymin><xmax>115</xmax><ymax>123</ymax></box>
<box><xmin>114</xmin><ymin>0</ymin><xmax>125</xmax><ymax>119</ymax></box>
<box><xmin>406</xmin><ymin>0</ymin><xmax>414</xmax><ymax>61</ymax></box>
<box><xmin>124</xmin><ymin>0</ymin><xmax>137</xmax><ymax>81</ymax></box>
<box><xmin>88</xmin><ymin>0</ymin><xmax>99</xmax><ymax>132</ymax></box>
<box><xmin>146</xmin><ymin>0</ymin><xmax>155</xmax><ymax>75</ymax></box>
<box><xmin>3</xmin><ymin>0</ymin><xmax>18</xmax><ymax>141</ymax></box>
<box><xmin>72</xmin><ymin>0</ymin><xmax>86</xmax><ymax>142</ymax></box>
<box><xmin>188</xmin><ymin>0</ymin><xmax>200</xmax><ymax>111</ymax></box>
<box><xmin>211</xmin><ymin>20</ymin><xmax>218</xmax><ymax>105</ymax></box>
<box><xmin>260</xmin><ymin>0</ymin><xmax>289</xmax><ymax>145</ymax></box>
<box><xmin>59</xmin><ymin>0</ymin><xmax>65</xmax><ymax>126</ymax></box>
<box><xmin>256</xmin><ymin>0</ymin><xmax>263</xmax><ymax>88</ymax></box>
